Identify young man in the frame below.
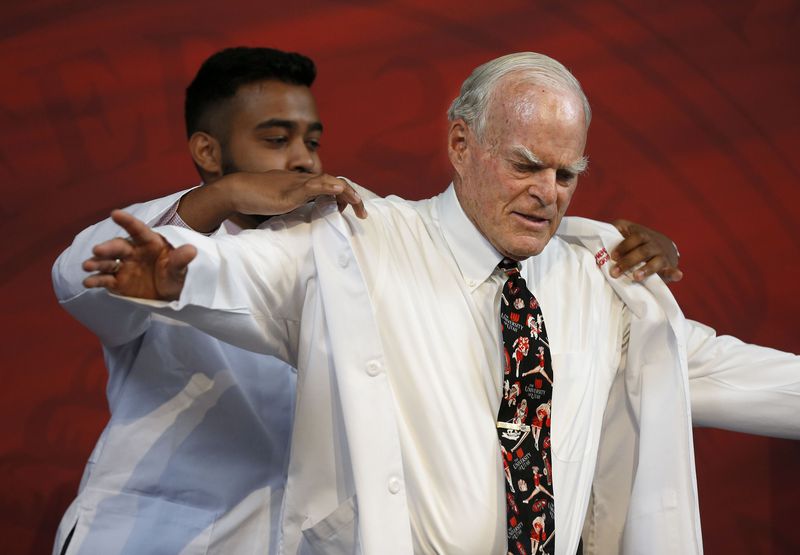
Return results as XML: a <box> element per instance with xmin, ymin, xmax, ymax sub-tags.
<box><xmin>51</xmin><ymin>46</ymin><xmax>361</xmax><ymax>555</ymax></box>
<box><xmin>55</xmin><ymin>47</ymin><xmax>681</xmax><ymax>555</ymax></box>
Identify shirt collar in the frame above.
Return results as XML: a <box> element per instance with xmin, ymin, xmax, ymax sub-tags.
<box><xmin>436</xmin><ymin>183</ymin><xmax>504</xmax><ymax>290</ymax></box>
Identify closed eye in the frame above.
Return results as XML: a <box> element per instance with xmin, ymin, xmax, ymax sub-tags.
<box><xmin>556</xmin><ymin>169</ymin><xmax>576</xmax><ymax>181</ymax></box>
<box><xmin>264</xmin><ymin>136</ymin><xmax>288</xmax><ymax>146</ymax></box>
<box><xmin>512</xmin><ymin>161</ymin><xmax>541</xmax><ymax>174</ymax></box>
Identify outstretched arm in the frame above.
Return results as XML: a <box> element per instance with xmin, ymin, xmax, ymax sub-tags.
<box><xmin>610</xmin><ymin>219</ymin><xmax>683</xmax><ymax>283</ymax></box>
<box><xmin>81</xmin><ymin>205</ymin><xmax>314</xmax><ymax>363</ymax></box>
<box><xmin>52</xmin><ymin>190</ymin><xmax>195</xmax><ymax>346</ymax></box>
<box><xmin>686</xmin><ymin>319</ymin><xmax>800</xmax><ymax>439</ymax></box>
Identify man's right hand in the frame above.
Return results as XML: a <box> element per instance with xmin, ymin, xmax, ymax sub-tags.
<box><xmin>83</xmin><ymin>210</ymin><xmax>196</xmax><ymax>301</ymax></box>
<box><xmin>179</xmin><ymin>171</ymin><xmax>367</xmax><ymax>232</ymax></box>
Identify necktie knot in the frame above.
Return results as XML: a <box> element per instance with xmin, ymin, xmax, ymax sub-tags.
<box><xmin>499</xmin><ymin>258</ymin><xmax>521</xmax><ymax>275</ymax></box>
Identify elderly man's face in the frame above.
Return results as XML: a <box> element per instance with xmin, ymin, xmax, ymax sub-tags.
<box><xmin>450</xmin><ymin>78</ymin><xmax>588</xmax><ymax>260</ymax></box>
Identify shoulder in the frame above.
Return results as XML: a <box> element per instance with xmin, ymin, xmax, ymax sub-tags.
<box><xmin>532</xmin><ymin>235</ymin><xmax>604</xmax><ymax>275</ymax></box>
<box><xmin>122</xmin><ymin>188</ymin><xmax>195</xmax><ymax>221</ymax></box>
<box><xmin>525</xmin><ymin>235</ymin><xmax>621</xmax><ymax>309</ymax></box>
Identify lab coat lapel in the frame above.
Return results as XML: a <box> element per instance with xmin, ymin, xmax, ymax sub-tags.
<box><xmin>557</xmin><ymin>217</ymin><xmax>703</xmax><ymax>554</ymax></box>
<box><xmin>310</xmin><ymin>200</ymin><xmax>414</xmax><ymax>554</ymax></box>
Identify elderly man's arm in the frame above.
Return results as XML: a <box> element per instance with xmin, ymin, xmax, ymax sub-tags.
<box><xmin>685</xmin><ymin>319</ymin><xmax>800</xmax><ymax>439</ymax></box>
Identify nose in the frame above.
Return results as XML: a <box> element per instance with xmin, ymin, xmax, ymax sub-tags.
<box><xmin>527</xmin><ymin>169</ymin><xmax>558</xmax><ymax>206</ymax></box>
<box><xmin>287</xmin><ymin>138</ymin><xmax>316</xmax><ymax>173</ymax></box>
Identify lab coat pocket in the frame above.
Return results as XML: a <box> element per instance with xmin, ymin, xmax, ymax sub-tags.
<box><xmin>63</xmin><ymin>487</ymin><xmax>216</xmax><ymax>555</ymax></box>
<box><xmin>300</xmin><ymin>496</ymin><xmax>359</xmax><ymax>555</ymax></box>
<box><xmin>551</xmin><ymin>352</ymin><xmax>592</xmax><ymax>462</ymax></box>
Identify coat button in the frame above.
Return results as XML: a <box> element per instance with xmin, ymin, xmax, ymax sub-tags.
<box><xmin>388</xmin><ymin>476</ymin><xmax>402</xmax><ymax>494</ymax></box>
<box><xmin>338</xmin><ymin>253</ymin><xmax>349</xmax><ymax>268</ymax></box>
<box><xmin>366</xmin><ymin>360</ymin><xmax>382</xmax><ymax>377</ymax></box>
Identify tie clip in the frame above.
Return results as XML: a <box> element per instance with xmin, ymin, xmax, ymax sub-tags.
<box><xmin>496</xmin><ymin>421</ymin><xmax>530</xmax><ymax>433</ymax></box>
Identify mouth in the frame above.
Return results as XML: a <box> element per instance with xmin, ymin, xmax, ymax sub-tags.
<box><xmin>511</xmin><ymin>212</ymin><xmax>551</xmax><ymax>229</ymax></box>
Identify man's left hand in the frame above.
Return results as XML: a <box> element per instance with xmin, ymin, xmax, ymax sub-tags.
<box><xmin>610</xmin><ymin>219</ymin><xmax>683</xmax><ymax>283</ymax></box>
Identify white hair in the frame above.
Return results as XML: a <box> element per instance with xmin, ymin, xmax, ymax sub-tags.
<box><xmin>447</xmin><ymin>52</ymin><xmax>591</xmax><ymax>140</ymax></box>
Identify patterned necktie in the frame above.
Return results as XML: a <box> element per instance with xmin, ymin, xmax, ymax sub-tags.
<box><xmin>497</xmin><ymin>258</ymin><xmax>555</xmax><ymax>555</ymax></box>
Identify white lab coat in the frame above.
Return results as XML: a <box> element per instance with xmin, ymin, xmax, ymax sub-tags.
<box><xmin>562</xmin><ymin>217</ymin><xmax>800</xmax><ymax>554</ymax></box>
<box><xmin>126</xmin><ymin>196</ymin><xmax>799</xmax><ymax>554</ymax></box>
<box><xmin>51</xmin><ymin>190</ymin><xmax>297</xmax><ymax>555</ymax></box>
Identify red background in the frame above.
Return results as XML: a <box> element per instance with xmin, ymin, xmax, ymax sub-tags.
<box><xmin>1</xmin><ymin>1</ymin><xmax>799</xmax><ymax>553</ymax></box>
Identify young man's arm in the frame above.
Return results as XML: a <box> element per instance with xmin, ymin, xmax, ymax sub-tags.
<box><xmin>176</xmin><ymin>170</ymin><xmax>367</xmax><ymax>232</ymax></box>
<box><xmin>82</xmin><ymin>207</ymin><xmax>314</xmax><ymax>364</ymax></box>
<box><xmin>610</xmin><ymin>219</ymin><xmax>682</xmax><ymax>283</ymax></box>
<box><xmin>52</xmin><ymin>190</ymin><xmax>190</xmax><ymax>346</ymax></box>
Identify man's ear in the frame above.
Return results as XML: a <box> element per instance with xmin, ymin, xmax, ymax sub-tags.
<box><xmin>447</xmin><ymin>120</ymin><xmax>470</xmax><ymax>173</ymax></box>
<box><xmin>188</xmin><ymin>132</ymin><xmax>223</xmax><ymax>177</ymax></box>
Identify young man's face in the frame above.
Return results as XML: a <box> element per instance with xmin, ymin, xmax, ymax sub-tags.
<box><xmin>221</xmin><ymin>80</ymin><xmax>323</xmax><ymax>175</ymax></box>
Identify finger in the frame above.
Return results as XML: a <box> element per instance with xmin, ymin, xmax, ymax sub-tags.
<box><xmin>611</xmin><ymin>219</ymin><xmax>633</xmax><ymax>235</ymax></box>
<box><xmin>300</xmin><ymin>173</ymin><xmax>343</xmax><ymax>194</ymax></box>
<box><xmin>154</xmin><ymin>245</ymin><xmax>196</xmax><ymax>300</ymax></box>
<box><xmin>82</xmin><ymin>257</ymin><xmax>125</xmax><ymax>274</ymax></box>
<box><xmin>89</xmin><ymin>237</ymin><xmax>137</xmax><ymax>262</ymax></box>
<box><xmin>169</xmin><ymin>244</ymin><xmax>197</xmax><ymax>273</ymax></box>
<box><xmin>166</xmin><ymin>245</ymin><xmax>197</xmax><ymax>283</ymax></box>
<box><xmin>110</xmin><ymin>209</ymin><xmax>162</xmax><ymax>246</ymax></box>
<box><xmin>83</xmin><ymin>273</ymin><xmax>119</xmax><ymax>290</ymax></box>
<box><xmin>631</xmin><ymin>254</ymin><xmax>668</xmax><ymax>282</ymax></box>
<box><xmin>334</xmin><ymin>182</ymin><xmax>367</xmax><ymax>219</ymax></box>
<box><xmin>286</xmin><ymin>175</ymin><xmax>346</xmax><ymax>213</ymax></box>
<box><xmin>612</xmin><ymin>243</ymin><xmax>656</xmax><ymax>276</ymax></box>
<box><xmin>610</xmin><ymin>233</ymin><xmax>646</xmax><ymax>261</ymax></box>
<box><xmin>658</xmin><ymin>267</ymin><xmax>684</xmax><ymax>283</ymax></box>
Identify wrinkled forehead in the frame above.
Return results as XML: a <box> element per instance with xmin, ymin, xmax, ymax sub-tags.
<box><xmin>487</xmin><ymin>77</ymin><xmax>585</xmax><ymax>130</ymax></box>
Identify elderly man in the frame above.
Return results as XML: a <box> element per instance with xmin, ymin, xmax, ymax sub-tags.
<box><xmin>83</xmin><ymin>53</ymin><xmax>799</xmax><ymax>554</ymax></box>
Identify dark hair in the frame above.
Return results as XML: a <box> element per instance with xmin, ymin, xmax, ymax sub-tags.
<box><xmin>184</xmin><ymin>46</ymin><xmax>316</xmax><ymax>138</ymax></box>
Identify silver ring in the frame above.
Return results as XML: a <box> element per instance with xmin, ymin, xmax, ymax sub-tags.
<box><xmin>110</xmin><ymin>258</ymin><xmax>122</xmax><ymax>274</ymax></box>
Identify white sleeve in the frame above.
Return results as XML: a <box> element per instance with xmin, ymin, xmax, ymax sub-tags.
<box><xmin>130</xmin><ymin>211</ymin><xmax>313</xmax><ymax>366</ymax></box>
<box><xmin>686</xmin><ymin>319</ymin><xmax>800</xmax><ymax>439</ymax></box>
<box><xmin>52</xmin><ymin>191</ymin><xmax>189</xmax><ymax>346</ymax></box>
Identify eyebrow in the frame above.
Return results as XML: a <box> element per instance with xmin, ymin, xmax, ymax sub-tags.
<box><xmin>254</xmin><ymin>119</ymin><xmax>324</xmax><ymax>133</ymax></box>
<box><xmin>511</xmin><ymin>145</ymin><xmax>589</xmax><ymax>175</ymax></box>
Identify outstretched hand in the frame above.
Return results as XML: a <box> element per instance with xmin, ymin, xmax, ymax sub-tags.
<box><xmin>82</xmin><ymin>210</ymin><xmax>196</xmax><ymax>300</ymax></box>
<box><xmin>610</xmin><ymin>219</ymin><xmax>683</xmax><ymax>283</ymax></box>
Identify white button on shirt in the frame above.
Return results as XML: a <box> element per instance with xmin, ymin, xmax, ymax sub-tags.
<box><xmin>150</xmin><ymin>185</ymin><xmax>630</xmax><ymax>555</ymax></box>
<box><xmin>366</xmin><ymin>360</ymin><xmax>382</xmax><ymax>377</ymax></box>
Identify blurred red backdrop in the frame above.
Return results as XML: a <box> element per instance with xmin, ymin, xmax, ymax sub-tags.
<box><xmin>1</xmin><ymin>1</ymin><xmax>798</xmax><ymax>553</ymax></box>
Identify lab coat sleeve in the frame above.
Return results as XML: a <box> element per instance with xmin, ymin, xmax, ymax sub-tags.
<box><xmin>686</xmin><ymin>318</ymin><xmax>800</xmax><ymax>439</ymax></box>
<box><xmin>128</xmin><ymin>212</ymin><xmax>312</xmax><ymax>366</ymax></box>
<box><xmin>52</xmin><ymin>190</ymin><xmax>190</xmax><ymax>347</ymax></box>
